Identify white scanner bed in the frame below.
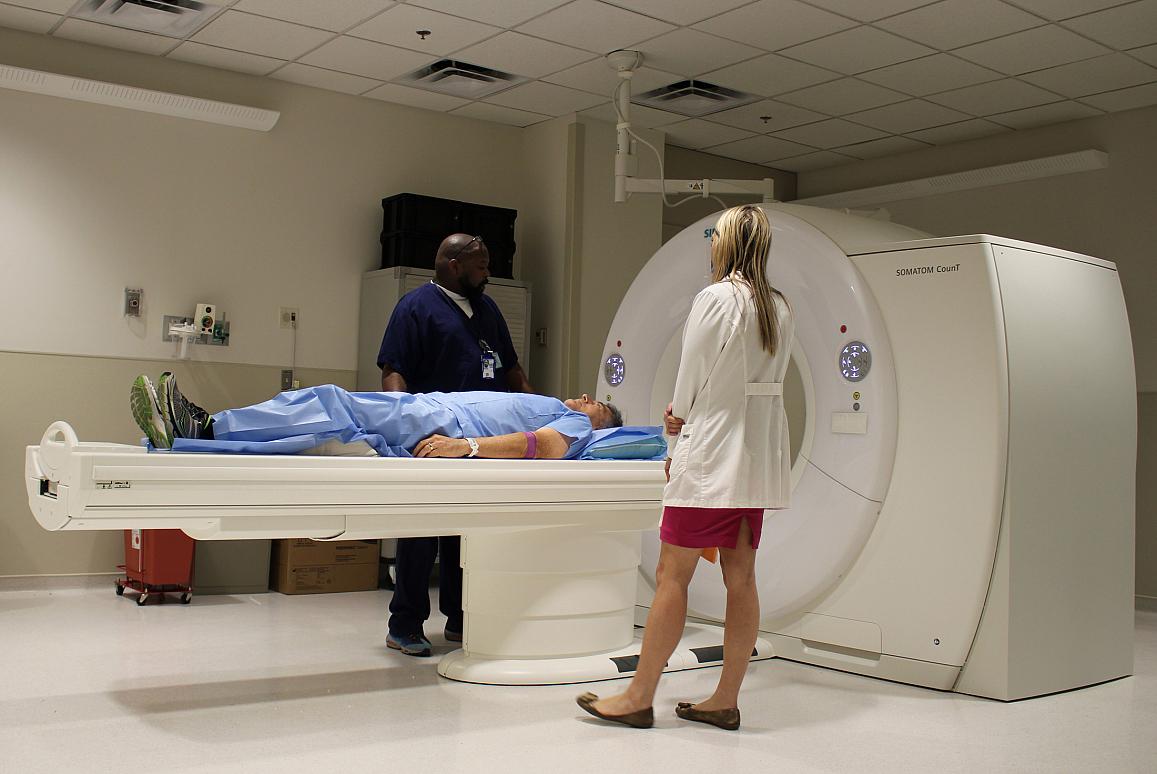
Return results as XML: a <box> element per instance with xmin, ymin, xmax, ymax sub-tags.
<box><xmin>27</xmin><ymin>421</ymin><xmax>686</xmax><ymax>685</ymax></box>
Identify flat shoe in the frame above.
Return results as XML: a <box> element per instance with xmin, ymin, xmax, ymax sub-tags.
<box><xmin>576</xmin><ymin>692</ymin><xmax>653</xmax><ymax>729</ymax></box>
<box><xmin>675</xmin><ymin>702</ymin><xmax>740</xmax><ymax>731</ymax></box>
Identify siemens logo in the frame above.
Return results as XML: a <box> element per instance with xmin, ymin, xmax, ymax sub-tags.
<box><xmin>896</xmin><ymin>263</ymin><xmax>961</xmax><ymax>277</ymax></box>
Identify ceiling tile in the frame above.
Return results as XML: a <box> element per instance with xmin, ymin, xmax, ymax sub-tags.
<box><xmin>847</xmin><ymin>98</ymin><xmax>971</xmax><ymax>132</ymax></box>
<box><xmin>486</xmin><ymin>80</ymin><xmax>606</xmax><ymax>114</ymax></box>
<box><xmin>925</xmin><ymin>78</ymin><xmax>1060</xmax><ymax>114</ymax></box>
<box><xmin>702</xmin><ymin>135</ymin><xmax>817</xmax><ymax>163</ymax></box>
<box><xmin>0</xmin><ymin>3</ymin><xmax>57</xmax><ymax>33</ymax></box>
<box><xmin>776</xmin><ymin>78</ymin><xmax>909</xmax><ymax>114</ymax></box>
<box><xmin>451</xmin><ymin>101</ymin><xmax>552</xmax><ymax>126</ymax></box>
<box><xmin>168</xmin><ymin>41</ymin><xmax>284</xmax><ymax>76</ymax></box>
<box><xmin>635</xmin><ymin>28</ymin><xmax>763</xmax><ymax>77</ymax></box>
<box><xmin>705</xmin><ymin>99</ymin><xmax>828</xmax><ymax>133</ymax></box>
<box><xmin>1079</xmin><ymin>80</ymin><xmax>1157</xmax><ymax>110</ymax></box>
<box><xmin>773</xmin><ymin>150</ymin><xmax>856</xmax><ymax>171</ymax></box>
<box><xmin>1022</xmin><ymin>53</ymin><xmax>1157</xmax><ymax>97</ymax></box>
<box><xmin>836</xmin><ymin>135</ymin><xmax>932</xmax><ymax>158</ymax></box>
<box><xmin>693</xmin><ymin>0</ymin><xmax>857</xmax><ymax>51</ymax></box>
<box><xmin>1005</xmin><ymin>0</ymin><xmax>1136</xmax><ymax>20</ymax></box>
<box><xmin>53</xmin><ymin>18</ymin><xmax>176</xmax><ymax>55</ymax></box>
<box><xmin>702</xmin><ymin>53</ymin><xmax>841</xmax><ymax>97</ymax></box>
<box><xmin>662</xmin><ymin>118</ymin><xmax>754</xmax><ymax>149</ymax></box>
<box><xmin>1062</xmin><ymin>0</ymin><xmax>1157</xmax><ymax>49</ymax></box>
<box><xmin>1131</xmin><ymin>44</ymin><xmax>1157</xmax><ymax>67</ymax></box>
<box><xmin>543</xmin><ymin>60</ymin><xmax>679</xmax><ymax>97</ymax></box>
<box><xmin>774</xmin><ymin>118</ymin><xmax>887</xmax><ymax>147</ymax></box>
<box><xmin>780</xmin><ymin>26</ymin><xmax>934</xmax><ymax>75</ymax></box>
<box><xmin>516</xmin><ymin>0</ymin><xmax>674</xmax><ymax>54</ymax></box>
<box><xmin>234</xmin><ymin>0</ymin><xmax>396</xmax><ymax>32</ymax></box>
<box><xmin>989</xmin><ymin>99</ymin><xmax>1102</xmax><ymax>127</ymax></box>
<box><xmin>953</xmin><ymin>24</ymin><xmax>1109</xmax><ymax>75</ymax></box>
<box><xmin>859</xmin><ymin>53</ymin><xmax>1002</xmax><ymax>95</ymax></box>
<box><xmin>454</xmin><ymin>31</ymin><xmax>594</xmax><ymax>78</ymax></box>
<box><xmin>581</xmin><ymin>101</ymin><xmax>682</xmax><ymax>126</ymax></box>
<box><xmin>803</xmin><ymin>0</ymin><xmax>940</xmax><ymax>20</ymax></box>
<box><xmin>271</xmin><ymin>63</ymin><xmax>379</xmax><ymax>94</ymax></box>
<box><xmin>300</xmin><ymin>36</ymin><xmax>433</xmax><ymax>80</ymax></box>
<box><xmin>601</xmin><ymin>0</ymin><xmax>754</xmax><ymax>26</ymax></box>
<box><xmin>906</xmin><ymin>117</ymin><xmax>1008</xmax><ymax>143</ymax></box>
<box><xmin>408</xmin><ymin>0</ymin><xmax>570</xmax><ymax>27</ymax></box>
<box><xmin>363</xmin><ymin>82</ymin><xmax>470</xmax><ymax>110</ymax></box>
<box><xmin>349</xmin><ymin>5</ymin><xmax>499</xmax><ymax>55</ymax></box>
<box><xmin>877</xmin><ymin>0</ymin><xmax>1042</xmax><ymax>50</ymax></box>
<box><xmin>3</xmin><ymin>0</ymin><xmax>74</xmax><ymax>13</ymax></box>
<box><xmin>192</xmin><ymin>10</ymin><xmax>334</xmax><ymax>61</ymax></box>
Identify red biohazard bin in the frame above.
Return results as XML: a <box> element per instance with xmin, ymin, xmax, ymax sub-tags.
<box><xmin>116</xmin><ymin>529</ymin><xmax>196</xmax><ymax>606</ymax></box>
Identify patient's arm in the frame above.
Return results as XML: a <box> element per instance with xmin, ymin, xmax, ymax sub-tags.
<box><xmin>414</xmin><ymin>428</ymin><xmax>570</xmax><ymax>459</ymax></box>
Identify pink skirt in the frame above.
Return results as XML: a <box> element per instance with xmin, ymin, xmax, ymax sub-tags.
<box><xmin>659</xmin><ymin>506</ymin><xmax>764</xmax><ymax>550</ymax></box>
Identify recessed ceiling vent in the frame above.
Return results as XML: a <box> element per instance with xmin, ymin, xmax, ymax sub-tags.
<box><xmin>633</xmin><ymin>80</ymin><xmax>757</xmax><ymax>117</ymax></box>
<box><xmin>74</xmin><ymin>0</ymin><xmax>225</xmax><ymax>39</ymax></box>
<box><xmin>399</xmin><ymin>59</ymin><xmax>527</xmax><ymax>100</ymax></box>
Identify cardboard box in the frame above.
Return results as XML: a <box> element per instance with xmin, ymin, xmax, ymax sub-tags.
<box><xmin>270</xmin><ymin>539</ymin><xmax>380</xmax><ymax>594</ymax></box>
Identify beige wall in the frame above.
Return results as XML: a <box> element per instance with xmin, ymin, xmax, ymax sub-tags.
<box><xmin>1</xmin><ymin>351</ymin><xmax>352</xmax><ymax>577</ymax></box>
<box><xmin>1140</xmin><ymin>394</ymin><xmax>1157</xmax><ymax>603</ymax></box>
<box><xmin>798</xmin><ymin>105</ymin><xmax>1156</xmax><ymax>601</ymax></box>
<box><xmin>0</xmin><ymin>28</ymin><xmax>527</xmax><ymax>371</ymax></box>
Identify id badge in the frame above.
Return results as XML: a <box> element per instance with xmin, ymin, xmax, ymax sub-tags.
<box><xmin>482</xmin><ymin>354</ymin><xmax>496</xmax><ymax>380</ymax></box>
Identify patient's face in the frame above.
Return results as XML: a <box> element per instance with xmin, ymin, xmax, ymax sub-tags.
<box><xmin>564</xmin><ymin>394</ymin><xmax>613</xmax><ymax>429</ymax></box>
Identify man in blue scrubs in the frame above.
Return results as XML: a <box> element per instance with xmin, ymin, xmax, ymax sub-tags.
<box><xmin>377</xmin><ymin>233</ymin><xmax>535</xmax><ymax>656</ymax></box>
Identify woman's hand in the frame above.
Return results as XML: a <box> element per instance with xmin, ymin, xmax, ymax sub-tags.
<box><xmin>663</xmin><ymin>402</ymin><xmax>685</xmax><ymax>437</ymax></box>
<box><xmin>665</xmin><ymin>457</ymin><xmax>671</xmax><ymax>482</ymax></box>
<box><xmin>414</xmin><ymin>434</ymin><xmax>470</xmax><ymax>458</ymax></box>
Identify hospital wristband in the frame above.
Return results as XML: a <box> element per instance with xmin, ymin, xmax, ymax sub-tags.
<box><xmin>523</xmin><ymin>431</ymin><xmax>537</xmax><ymax>459</ymax></box>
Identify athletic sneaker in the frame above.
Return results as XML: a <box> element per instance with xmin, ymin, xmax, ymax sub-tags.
<box><xmin>386</xmin><ymin>631</ymin><xmax>433</xmax><ymax>657</ymax></box>
<box><xmin>130</xmin><ymin>375</ymin><xmax>172</xmax><ymax>449</ymax></box>
<box><xmin>158</xmin><ymin>372</ymin><xmax>211</xmax><ymax>440</ymax></box>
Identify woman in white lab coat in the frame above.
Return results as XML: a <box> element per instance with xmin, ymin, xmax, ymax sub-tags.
<box><xmin>577</xmin><ymin>204</ymin><xmax>794</xmax><ymax>731</ymax></box>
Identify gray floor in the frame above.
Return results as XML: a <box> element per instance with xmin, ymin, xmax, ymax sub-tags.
<box><xmin>1</xmin><ymin>581</ymin><xmax>1155</xmax><ymax>774</ymax></box>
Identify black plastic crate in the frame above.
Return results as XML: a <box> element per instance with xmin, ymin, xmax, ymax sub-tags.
<box><xmin>380</xmin><ymin>193</ymin><xmax>517</xmax><ymax>278</ymax></box>
<box><xmin>380</xmin><ymin>231</ymin><xmax>442</xmax><ymax>272</ymax></box>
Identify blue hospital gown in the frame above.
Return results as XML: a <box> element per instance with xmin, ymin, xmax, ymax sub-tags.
<box><xmin>168</xmin><ymin>386</ymin><xmax>593</xmax><ymax>458</ymax></box>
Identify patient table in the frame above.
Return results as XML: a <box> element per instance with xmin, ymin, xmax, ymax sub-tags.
<box><xmin>27</xmin><ymin>421</ymin><xmax>767</xmax><ymax>685</ymax></box>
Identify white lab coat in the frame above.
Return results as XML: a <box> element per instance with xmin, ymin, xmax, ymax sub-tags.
<box><xmin>664</xmin><ymin>275</ymin><xmax>794</xmax><ymax>508</ymax></box>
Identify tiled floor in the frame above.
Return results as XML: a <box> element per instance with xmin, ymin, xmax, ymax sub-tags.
<box><xmin>1</xmin><ymin>582</ymin><xmax>1154</xmax><ymax>773</ymax></box>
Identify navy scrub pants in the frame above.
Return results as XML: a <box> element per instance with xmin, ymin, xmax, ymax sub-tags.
<box><xmin>388</xmin><ymin>535</ymin><xmax>463</xmax><ymax>637</ymax></box>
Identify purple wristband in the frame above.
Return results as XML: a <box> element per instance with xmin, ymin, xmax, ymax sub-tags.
<box><xmin>523</xmin><ymin>431</ymin><xmax>537</xmax><ymax>459</ymax></box>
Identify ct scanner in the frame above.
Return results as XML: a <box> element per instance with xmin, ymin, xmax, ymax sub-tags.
<box><xmin>25</xmin><ymin>204</ymin><xmax>1136</xmax><ymax>700</ymax></box>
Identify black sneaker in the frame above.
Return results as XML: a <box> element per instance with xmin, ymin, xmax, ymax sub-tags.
<box><xmin>158</xmin><ymin>372</ymin><xmax>211</xmax><ymax>439</ymax></box>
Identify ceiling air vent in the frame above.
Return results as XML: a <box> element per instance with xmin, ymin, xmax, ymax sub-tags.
<box><xmin>74</xmin><ymin>0</ymin><xmax>225</xmax><ymax>38</ymax></box>
<box><xmin>633</xmin><ymin>80</ymin><xmax>757</xmax><ymax>117</ymax></box>
<box><xmin>399</xmin><ymin>59</ymin><xmax>527</xmax><ymax>100</ymax></box>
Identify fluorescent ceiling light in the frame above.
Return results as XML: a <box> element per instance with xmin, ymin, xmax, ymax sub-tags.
<box><xmin>0</xmin><ymin>64</ymin><xmax>280</xmax><ymax>131</ymax></box>
<box><xmin>794</xmin><ymin>150</ymin><xmax>1109</xmax><ymax>208</ymax></box>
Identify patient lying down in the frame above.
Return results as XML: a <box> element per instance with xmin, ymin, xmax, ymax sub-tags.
<box><xmin>130</xmin><ymin>372</ymin><xmax>623</xmax><ymax>459</ymax></box>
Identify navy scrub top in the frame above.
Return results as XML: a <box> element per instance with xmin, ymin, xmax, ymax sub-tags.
<box><xmin>377</xmin><ymin>282</ymin><xmax>519</xmax><ymax>393</ymax></box>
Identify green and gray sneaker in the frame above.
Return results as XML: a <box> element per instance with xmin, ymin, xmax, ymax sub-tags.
<box><xmin>158</xmin><ymin>371</ymin><xmax>211</xmax><ymax>440</ymax></box>
<box><xmin>130</xmin><ymin>375</ymin><xmax>172</xmax><ymax>449</ymax></box>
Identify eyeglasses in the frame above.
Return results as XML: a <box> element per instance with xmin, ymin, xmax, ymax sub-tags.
<box><xmin>448</xmin><ymin>235</ymin><xmax>484</xmax><ymax>262</ymax></box>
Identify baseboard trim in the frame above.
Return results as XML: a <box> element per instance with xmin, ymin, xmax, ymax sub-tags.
<box><xmin>1138</xmin><ymin>595</ymin><xmax>1157</xmax><ymax>613</ymax></box>
<box><xmin>0</xmin><ymin>573</ymin><xmax>119</xmax><ymax>591</ymax></box>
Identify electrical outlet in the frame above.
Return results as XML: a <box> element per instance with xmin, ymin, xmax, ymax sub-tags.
<box><xmin>280</xmin><ymin>307</ymin><xmax>299</xmax><ymax>329</ymax></box>
<box><xmin>124</xmin><ymin>288</ymin><xmax>142</xmax><ymax>317</ymax></box>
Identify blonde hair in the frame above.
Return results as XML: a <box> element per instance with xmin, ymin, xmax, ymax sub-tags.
<box><xmin>711</xmin><ymin>205</ymin><xmax>784</xmax><ymax>356</ymax></box>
